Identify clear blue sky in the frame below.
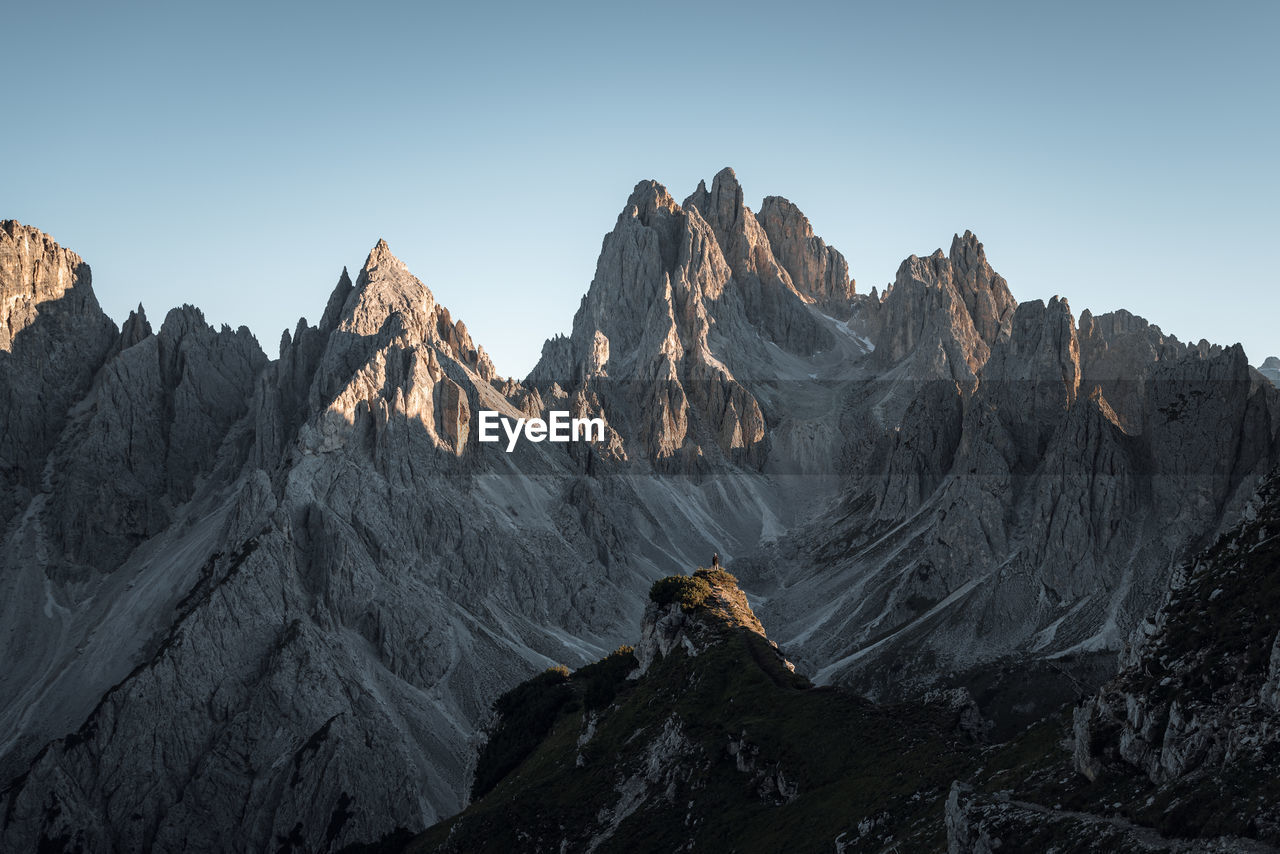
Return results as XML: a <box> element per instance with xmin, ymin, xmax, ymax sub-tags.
<box><xmin>5</xmin><ymin>1</ymin><xmax>1276</xmax><ymax>376</ymax></box>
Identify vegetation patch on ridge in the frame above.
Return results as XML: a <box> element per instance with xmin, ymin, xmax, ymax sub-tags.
<box><xmin>648</xmin><ymin>573</ymin><xmax>712</xmax><ymax>611</ymax></box>
<box><xmin>469</xmin><ymin>647</ymin><xmax>639</xmax><ymax>803</ymax></box>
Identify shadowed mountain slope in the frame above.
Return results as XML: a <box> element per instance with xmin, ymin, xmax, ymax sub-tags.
<box><xmin>408</xmin><ymin>569</ymin><xmax>979</xmax><ymax>854</ymax></box>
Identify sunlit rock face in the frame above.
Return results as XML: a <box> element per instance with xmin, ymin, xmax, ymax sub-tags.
<box><xmin>871</xmin><ymin>230</ymin><xmax>1016</xmax><ymax>384</ymax></box>
<box><xmin>0</xmin><ymin>221</ymin><xmax>117</xmax><ymax>525</ymax></box>
<box><xmin>1</xmin><ymin>168</ymin><xmax>1277</xmax><ymax>851</ymax></box>
<box><xmin>757</xmin><ymin>194</ymin><xmax>855</xmax><ymax>317</ymax></box>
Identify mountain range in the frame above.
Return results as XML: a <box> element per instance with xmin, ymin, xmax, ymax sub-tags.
<box><xmin>1</xmin><ymin>169</ymin><xmax>1277</xmax><ymax>851</ymax></box>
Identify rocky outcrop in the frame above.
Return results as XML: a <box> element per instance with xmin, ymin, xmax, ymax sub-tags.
<box><xmin>40</xmin><ymin>305</ymin><xmax>266</xmax><ymax>578</ymax></box>
<box><xmin>414</xmin><ymin>568</ymin><xmax>966</xmax><ymax>854</ymax></box>
<box><xmin>757</xmin><ymin>194</ymin><xmax>855</xmax><ymax>316</ymax></box>
<box><xmin>873</xmin><ymin>230</ymin><xmax>1015</xmax><ymax>384</ymax></box>
<box><xmin>633</xmin><ymin>568</ymin><xmax>778</xmax><ymax>675</ymax></box>
<box><xmin>0</xmin><ymin>220</ymin><xmax>117</xmax><ymax>525</ymax></box>
<box><xmin>944</xmin><ymin>782</ymin><xmax>1274</xmax><ymax>853</ymax></box>
<box><xmin>1073</xmin><ymin>469</ymin><xmax>1280</xmax><ymax>800</ymax></box>
<box><xmin>527</xmin><ymin>171</ymin><xmax>834</xmax><ymax>472</ymax></box>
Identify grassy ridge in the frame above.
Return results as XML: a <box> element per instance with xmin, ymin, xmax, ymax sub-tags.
<box><xmin>412</xmin><ymin>608</ymin><xmax>976</xmax><ymax>852</ymax></box>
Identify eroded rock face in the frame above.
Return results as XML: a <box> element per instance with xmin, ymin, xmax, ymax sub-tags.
<box><xmin>527</xmin><ymin>171</ymin><xmax>822</xmax><ymax>472</ymax></box>
<box><xmin>633</xmin><ymin>570</ymin><xmax>775</xmax><ymax>676</ymax></box>
<box><xmin>758</xmin><ymin>195</ymin><xmax>855</xmax><ymax>317</ymax></box>
<box><xmin>0</xmin><ymin>221</ymin><xmax>117</xmax><ymax>524</ymax></box>
<box><xmin>41</xmin><ymin>305</ymin><xmax>266</xmax><ymax>578</ymax></box>
<box><xmin>1073</xmin><ymin>469</ymin><xmax>1280</xmax><ymax>795</ymax></box>
<box><xmin>746</xmin><ymin>275</ymin><xmax>1278</xmax><ymax>715</ymax></box>
<box><xmin>683</xmin><ymin>168</ymin><xmax>833</xmax><ymax>357</ymax></box>
<box><xmin>873</xmin><ymin>230</ymin><xmax>1015</xmax><ymax>384</ymax></box>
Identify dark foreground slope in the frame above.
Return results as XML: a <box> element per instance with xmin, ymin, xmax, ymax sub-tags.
<box><xmin>949</xmin><ymin>466</ymin><xmax>1280</xmax><ymax>852</ymax></box>
<box><xmin>410</xmin><ymin>525</ymin><xmax>1280</xmax><ymax>854</ymax></box>
<box><xmin>407</xmin><ymin>569</ymin><xmax>980</xmax><ymax>854</ymax></box>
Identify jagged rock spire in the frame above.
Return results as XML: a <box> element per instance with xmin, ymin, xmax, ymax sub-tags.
<box><xmin>118</xmin><ymin>303</ymin><xmax>152</xmax><ymax>351</ymax></box>
<box><xmin>758</xmin><ymin>194</ymin><xmax>856</xmax><ymax>316</ymax></box>
<box><xmin>873</xmin><ymin>230</ymin><xmax>1016</xmax><ymax>383</ymax></box>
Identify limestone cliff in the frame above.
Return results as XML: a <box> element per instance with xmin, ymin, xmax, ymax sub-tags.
<box><xmin>0</xmin><ymin>221</ymin><xmax>117</xmax><ymax>525</ymax></box>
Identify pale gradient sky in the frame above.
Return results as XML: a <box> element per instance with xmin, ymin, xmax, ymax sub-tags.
<box><xmin>4</xmin><ymin>1</ymin><xmax>1276</xmax><ymax>377</ymax></box>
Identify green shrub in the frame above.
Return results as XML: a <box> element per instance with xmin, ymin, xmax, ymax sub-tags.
<box><xmin>693</xmin><ymin>567</ymin><xmax>738</xmax><ymax>587</ymax></box>
<box><xmin>649</xmin><ymin>575</ymin><xmax>712</xmax><ymax>611</ymax></box>
<box><xmin>575</xmin><ymin>646</ymin><xmax>639</xmax><ymax>711</ymax></box>
<box><xmin>471</xmin><ymin>666</ymin><xmax>574</xmax><ymax>801</ymax></box>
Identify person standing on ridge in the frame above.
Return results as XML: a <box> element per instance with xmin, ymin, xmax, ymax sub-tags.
<box><xmin>711</xmin><ymin>552</ymin><xmax>720</xmax><ymax>568</ymax></box>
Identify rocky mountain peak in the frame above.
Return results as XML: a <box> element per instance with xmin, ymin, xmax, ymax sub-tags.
<box><xmin>997</xmin><ymin>295</ymin><xmax>1080</xmax><ymax>392</ymax></box>
<box><xmin>160</xmin><ymin>303</ymin><xmax>213</xmax><ymax>339</ymax></box>
<box><xmin>0</xmin><ymin>220</ymin><xmax>118</xmax><ymax>525</ymax></box>
<box><xmin>682</xmin><ymin>168</ymin><xmax>834</xmax><ymax>356</ymax></box>
<box><xmin>117</xmin><ymin>303</ymin><xmax>152</xmax><ymax>351</ymax></box>
<box><xmin>635</xmin><ymin>567</ymin><xmax>784</xmax><ymax>675</ymax></box>
<box><xmin>528</xmin><ymin>167</ymin><xmax>850</xmax><ymax>469</ymax></box>
<box><xmin>323</xmin><ymin>239</ymin><xmax>495</xmax><ymax>379</ymax></box>
<box><xmin>622</xmin><ymin>179</ymin><xmax>681</xmax><ymax>228</ymax></box>
<box><xmin>5</xmin><ymin>182</ymin><xmax>1277</xmax><ymax>853</ymax></box>
<box><xmin>336</xmin><ymin>239</ymin><xmax>434</xmax><ymax>337</ymax></box>
<box><xmin>705</xmin><ymin>166</ymin><xmax>746</xmax><ymax>229</ymax></box>
<box><xmin>872</xmin><ymin>230</ymin><xmax>1015</xmax><ymax>382</ymax></box>
<box><xmin>318</xmin><ymin>266</ymin><xmax>353</xmax><ymax>334</ymax></box>
<box><xmin>681</xmin><ymin>167</ymin><xmax>756</xmax><ymax>273</ymax></box>
<box><xmin>757</xmin><ymin>194</ymin><xmax>856</xmax><ymax>317</ymax></box>
<box><xmin>1</xmin><ymin>219</ymin><xmax>100</xmax><ymax>349</ymax></box>
<box><xmin>948</xmin><ymin>230</ymin><xmax>1015</xmax><ymax>345</ymax></box>
<box><xmin>38</xmin><ymin>300</ymin><xmax>267</xmax><ymax>578</ymax></box>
